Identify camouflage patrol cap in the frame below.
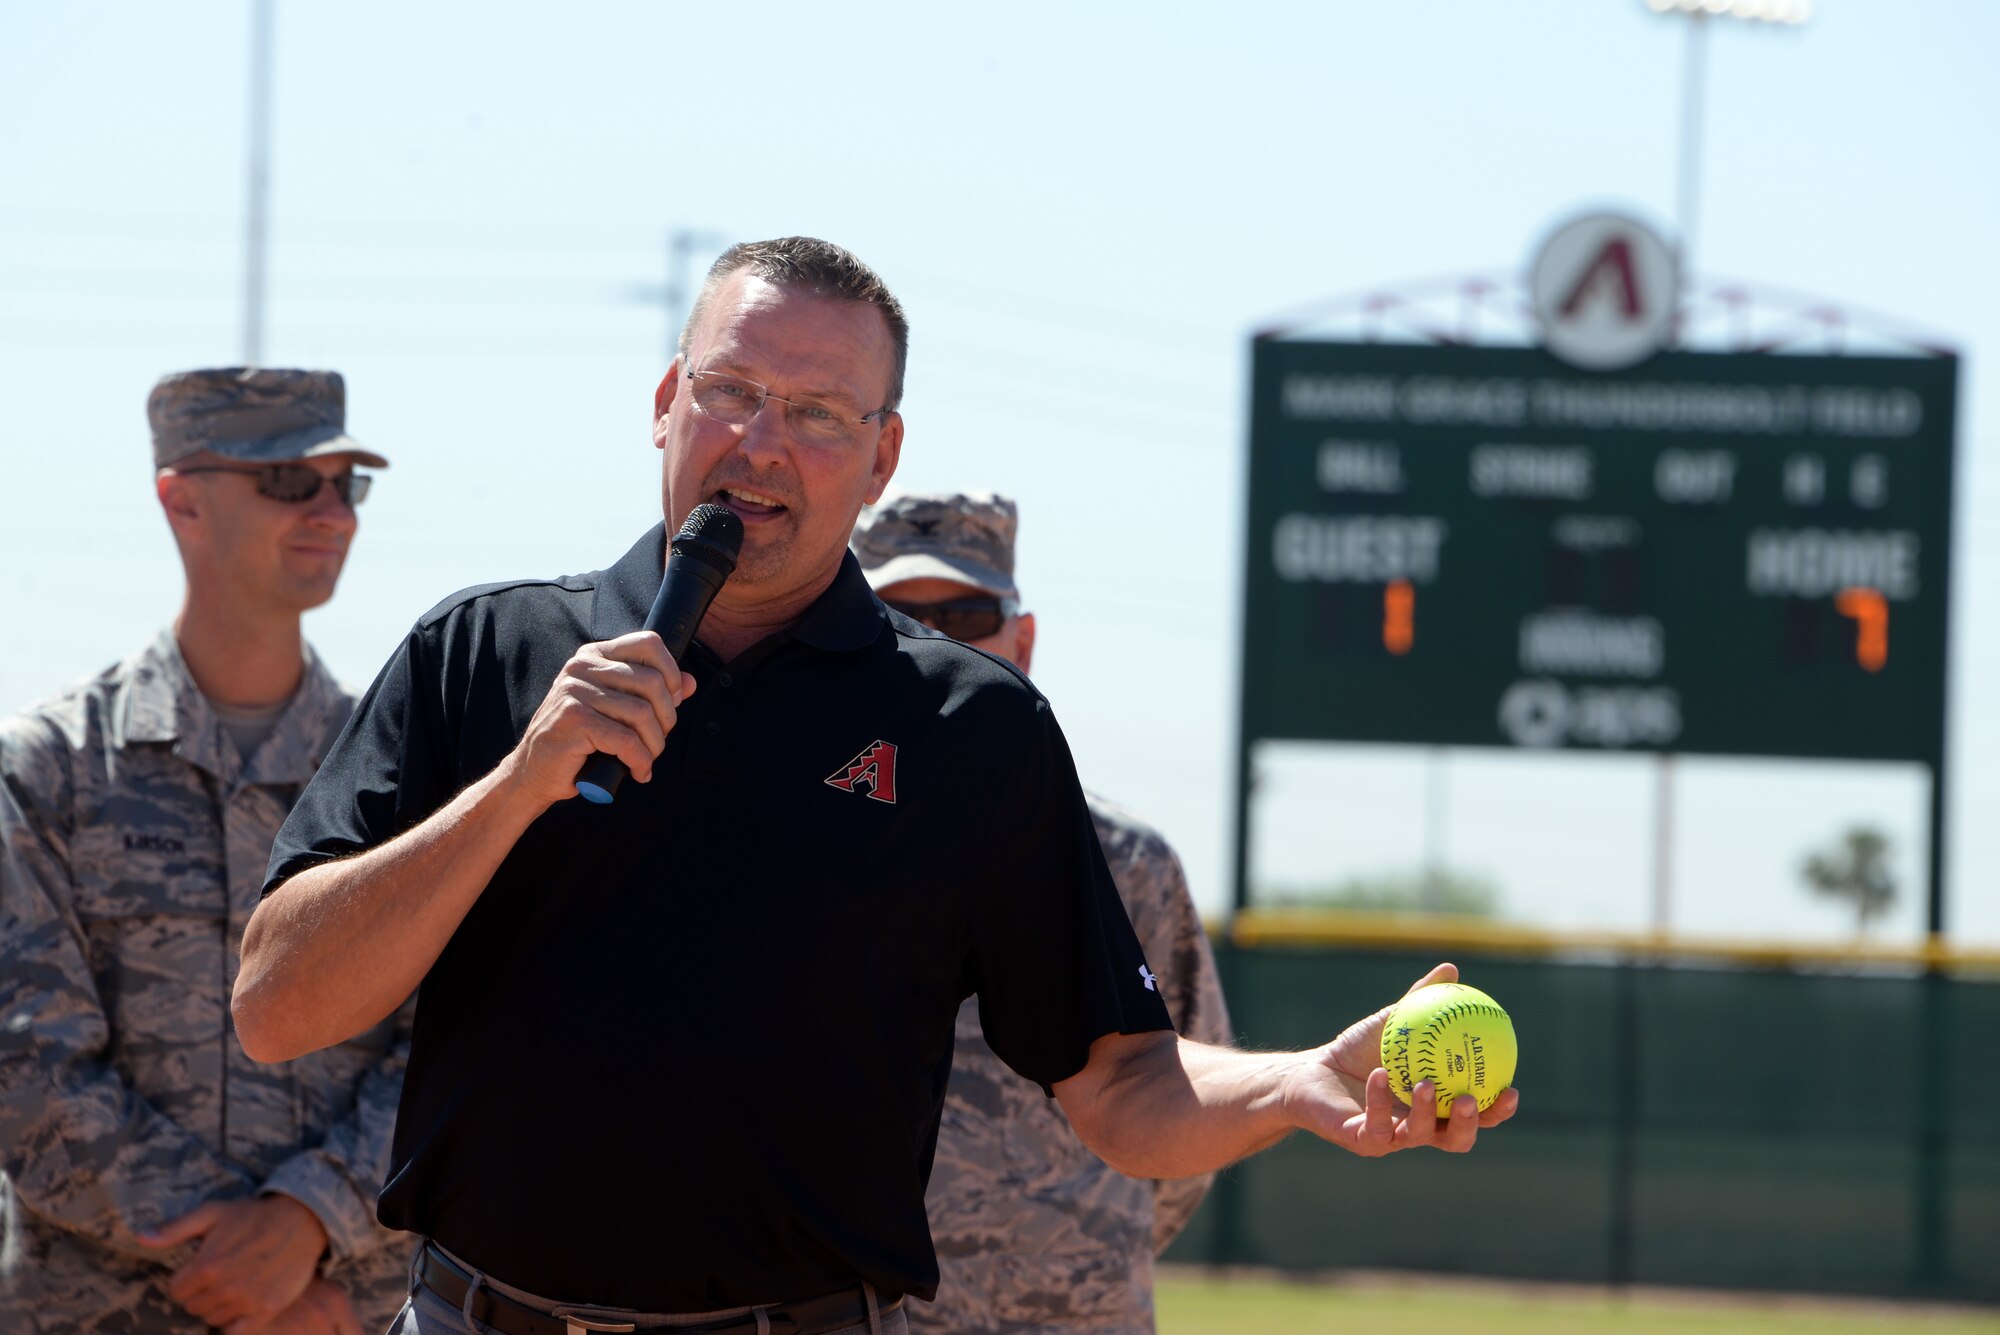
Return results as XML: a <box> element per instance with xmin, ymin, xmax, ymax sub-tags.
<box><xmin>148</xmin><ymin>367</ymin><xmax>388</xmax><ymax>469</ymax></box>
<box><xmin>852</xmin><ymin>491</ymin><xmax>1018</xmax><ymax>598</ymax></box>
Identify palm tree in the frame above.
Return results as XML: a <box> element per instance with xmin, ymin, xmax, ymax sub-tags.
<box><xmin>1800</xmin><ymin>826</ymin><xmax>1897</xmax><ymax>935</ymax></box>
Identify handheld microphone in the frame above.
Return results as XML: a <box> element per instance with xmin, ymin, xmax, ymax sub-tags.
<box><xmin>574</xmin><ymin>503</ymin><xmax>745</xmax><ymax>804</ymax></box>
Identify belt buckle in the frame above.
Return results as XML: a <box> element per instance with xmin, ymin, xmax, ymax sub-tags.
<box><xmin>551</xmin><ymin>1313</ymin><xmax>638</xmax><ymax>1335</ymax></box>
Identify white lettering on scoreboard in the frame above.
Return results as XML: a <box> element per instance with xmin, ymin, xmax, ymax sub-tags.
<box><xmin>1272</xmin><ymin>515</ymin><xmax>1448</xmax><ymax>583</ymax></box>
<box><xmin>1851</xmin><ymin>455</ymin><xmax>1889</xmax><ymax>508</ymax></box>
<box><xmin>1745</xmin><ymin>529</ymin><xmax>1919</xmax><ymax>600</ymax></box>
<box><xmin>1469</xmin><ymin>445</ymin><xmax>1593</xmax><ymax>499</ymax></box>
<box><xmin>1316</xmin><ymin>441</ymin><xmax>1405</xmax><ymax>494</ymax></box>
<box><xmin>1279</xmin><ymin>372</ymin><xmax>1925</xmax><ymax>439</ymax></box>
<box><xmin>1518</xmin><ymin>612</ymin><xmax>1664</xmax><ymax>678</ymax></box>
<box><xmin>1784</xmin><ymin>455</ymin><xmax>1827</xmax><ymax>506</ymax></box>
<box><xmin>1400</xmin><ymin>377</ymin><xmax>1529</xmax><ymax>427</ymax></box>
<box><xmin>1811</xmin><ymin>386</ymin><xmax>1923</xmax><ymax>437</ymax></box>
<box><xmin>1283</xmin><ymin>375</ymin><xmax>1397</xmax><ymax>422</ymax></box>
<box><xmin>1552</xmin><ymin>516</ymin><xmax>1640</xmax><ymax>551</ymax></box>
<box><xmin>1654</xmin><ymin>449</ymin><xmax>1737</xmax><ymax>503</ymax></box>
<box><xmin>1498</xmin><ymin>680</ymin><xmax>1682</xmax><ymax>749</ymax></box>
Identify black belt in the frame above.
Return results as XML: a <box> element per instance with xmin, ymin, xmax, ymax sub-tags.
<box><xmin>416</xmin><ymin>1242</ymin><xmax>900</xmax><ymax>1335</ymax></box>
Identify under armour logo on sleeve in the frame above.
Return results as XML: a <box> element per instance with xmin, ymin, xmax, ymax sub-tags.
<box><xmin>1138</xmin><ymin>965</ymin><xmax>1159</xmax><ymax>992</ymax></box>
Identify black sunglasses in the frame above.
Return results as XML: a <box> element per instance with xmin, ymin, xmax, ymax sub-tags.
<box><xmin>173</xmin><ymin>463</ymin><xmax>372</xmax><ymax>507</ymax></box>
<box><xmin>883</xmin><ymin>595</ymin><xmax>1018</xmax><ymax>642</ymax></box>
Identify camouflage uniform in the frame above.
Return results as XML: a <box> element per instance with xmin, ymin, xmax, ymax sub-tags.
<box><xmin>915</xmin><ymin>793</ymin><xmax>1232</xmax><ymax>1335</ymax></box>
<box><xmin>0</xmin><ymin>630</ymin><xmax>416</xmax><ymax>1333</ymax></box>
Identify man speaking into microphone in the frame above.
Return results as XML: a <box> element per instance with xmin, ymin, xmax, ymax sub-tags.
<box><xmin>232</xmin><ymin>237</ymin><xmax>1517</xmax><ymax>1335</ymax></box>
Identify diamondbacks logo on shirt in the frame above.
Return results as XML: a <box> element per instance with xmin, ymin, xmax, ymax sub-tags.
<box><xmin>825</xmin><ymin>740</ymin><xmax>899</xmax><ymax>804</ymax></box>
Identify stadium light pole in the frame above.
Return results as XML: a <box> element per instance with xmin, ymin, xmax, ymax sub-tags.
<box><xmin>1641</xmin><ymin>0</ymin><xmax>1810</xmax><ymax>933</ymax></box>
<box><xmin>1645</xmin><ymin>0</ymin><xmax>1813</xmax><ymax>275</ymax></box>
<box><xmin>241</xmin><ymin>0</ymin><xmax>273</xmax><ymax>366</ymax></box>
<box><xmin>1675</xmin><ymin>9</ymin><xmax>1707</xmax><ymax>277</ymax></box>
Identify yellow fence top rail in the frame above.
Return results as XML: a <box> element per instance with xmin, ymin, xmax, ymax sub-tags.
<box><xmin>1226</xmin><ymin>908</ymin><xmax>2000</xmax><ymax>974</ymax></box>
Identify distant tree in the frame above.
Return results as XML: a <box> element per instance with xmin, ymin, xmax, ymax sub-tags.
<box><xmin>1265</xmin><ymin>869</ymin><xmax>1502</xmax><ymax>917</ymax></box>
<box><xmin>1800</xmin><ymin>825</ymin><xmax>1897</xmax><ymax>934</ymax></box>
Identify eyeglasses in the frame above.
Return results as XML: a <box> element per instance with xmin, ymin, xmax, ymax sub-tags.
<box><xmin>684</xmin><ymin>370</ymin><xmax>893</xmax><ymax>448</ymax></box>
<box><xmin>882</xmin><ymin>594</ymin><xmax>1019</xmax><ymax>641</ymax></box>
<box><xmin>171</xmin><ymin>463</ymin><xmax>372</xmax><ymax>507</ymax></box>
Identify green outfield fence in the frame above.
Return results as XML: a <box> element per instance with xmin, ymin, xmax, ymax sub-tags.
<box><xmin>1162</xmin><ymin>913</ymin><xmax>2000</xmax><ymax>1304</ymax></box>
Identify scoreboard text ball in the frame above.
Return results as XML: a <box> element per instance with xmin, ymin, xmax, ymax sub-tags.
<box><xmin>1240</xmin><ymin>342</ymin><xmax>1956</xmax><ymax>765</ymax></box>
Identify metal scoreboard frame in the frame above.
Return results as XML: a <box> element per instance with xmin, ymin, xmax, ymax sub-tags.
<box><xmin>1230</xmin><ymin>338</ymin><xmax>1959</xmax><ymax>927</ymax></box>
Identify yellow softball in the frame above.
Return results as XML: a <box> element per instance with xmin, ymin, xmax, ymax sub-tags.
<box><xmin>1380</xmin><ymin>981</ymin><xmax>1518</xmax><ymax>1114</ymax></box>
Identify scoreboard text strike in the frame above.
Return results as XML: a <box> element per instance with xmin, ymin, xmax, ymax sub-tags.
<box><xmin>1240</xmin><ymin>342</ymin><xmax>1957</xmax><ymax>764</ymax></box>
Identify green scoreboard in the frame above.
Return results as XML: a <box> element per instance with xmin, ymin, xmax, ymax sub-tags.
<box><xmin>1230</xmin><ymin>334</ymin><xmax>1961</xmax><ymax>1272</ymax></box>
<box><xmin>1239</xmin><ymin>342</ymin><xmax>1958</xmax><ymax>766</ymax></box>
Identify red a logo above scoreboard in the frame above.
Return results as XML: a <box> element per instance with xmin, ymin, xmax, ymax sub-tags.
<box><xmin>1529</xmin><ymin>213</ymin><xmax>1680</xmax><ymax>371</ymax></box>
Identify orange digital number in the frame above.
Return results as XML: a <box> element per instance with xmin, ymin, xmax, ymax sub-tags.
<box><xmin>1834</xmin><ymin>587</ymin><xmax>1888</xmax><ymax>672</ymax></box>
<box><xmin>1383</xmin><ymin>579</ymin><xmax>1415</xmax><ymax>655</ymax></box>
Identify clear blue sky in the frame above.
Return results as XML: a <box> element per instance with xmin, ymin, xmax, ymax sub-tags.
<box><xmin>3</xmin><ymin>1</ymin><xmax>1994</xmax><ymax>942</ymax></box>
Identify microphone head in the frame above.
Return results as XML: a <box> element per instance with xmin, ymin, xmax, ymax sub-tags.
<box><xmin>671</xmin><ymin>503</ymin><xmax>745</xmax><ymax>574</ymax></box>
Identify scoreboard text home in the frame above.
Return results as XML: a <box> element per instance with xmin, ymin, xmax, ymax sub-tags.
<box><xmin>1239</xmin><ymin>342</ymin><xmax>1957</xmax><ymax>766</ymax></box>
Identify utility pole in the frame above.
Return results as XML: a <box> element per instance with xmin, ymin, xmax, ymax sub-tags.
<box><xmin>664</xmin><ymin>228</ymin><xmax>712</xmax><ymax>363</ymax></box>
<box><xmin>631</xmin><ymin>228</ymin><xmax>725</xmax><ymax>368</ymax></box>
<box><xmin>242</xmin><ymin>0</ymin><xmax>273</xmax><ymax>365</ymax></box>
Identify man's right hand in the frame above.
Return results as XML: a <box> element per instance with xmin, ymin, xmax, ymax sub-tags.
<box><xmin>256</xmin><ymin>1278</ymin><xmax>363</xmax><ymax>1335</ymax></box>
<box><xmin>505</xmin><ymin>630</ymin><xmax>695</xmax><ymax>808</ymax></box>
<box><xmin>236</xmin><ymin>627</ymin><xmax>694</xmax><ymax>1065</ymax></box>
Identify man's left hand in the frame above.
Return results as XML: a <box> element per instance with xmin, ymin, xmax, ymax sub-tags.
<box><xmin>1287</xmin><ymin>961</ymin><xmax>1521</xmax><ymax>1157</ymax></box>
<box><xmin>139</xmin><ymin>1194</ymin><xmax>329</xmax><ymax>1331</ymax></box>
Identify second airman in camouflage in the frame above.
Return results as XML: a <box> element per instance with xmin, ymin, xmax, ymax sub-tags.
<box><xmin>853</xmin><ymin>493</ymin><xmax>1233</xmax><ymax>1334</ymax></box>
<box><xmin>0</xmin><ymin>368</ymin><xmax>415</xmax><ymax>1334</ymax></box>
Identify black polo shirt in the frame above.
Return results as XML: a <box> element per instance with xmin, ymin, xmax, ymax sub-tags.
<box><xmin>263</xmin><ymin>525</ymin><xmax>1173</xmax><ymax>1312</ymax></box>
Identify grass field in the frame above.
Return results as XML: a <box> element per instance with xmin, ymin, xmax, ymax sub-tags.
<box><xmin>1153</xmin><ymin>1271</ymin><xmax>2000</xmax><ymax>1334</ymax></box>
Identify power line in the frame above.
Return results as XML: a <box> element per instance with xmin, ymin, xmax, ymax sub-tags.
<box><xmin>0</xmin><ymin>208</ymin><xmax>666</xmax><ymax>254</ymax></box>
<box><xmin>0</xmin><ymin>212</ymin><xmax>1219</xmax><ymax>352</ymax></box>
<box><xmin>0</xmin><ymin>267</ymin><xmax>1222</xmax><ymax>366</ymax></box>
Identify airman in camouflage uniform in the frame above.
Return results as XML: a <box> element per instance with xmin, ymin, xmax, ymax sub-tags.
<box><xmin>853</xmin><ymin>493</ymin><xmax>1233</xmax><ymax>1335</ymax></box>
<box><xmin>0</xmin><ymin>368</ymin><xmax>414</xmax><ymax>1333</ymax></box>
